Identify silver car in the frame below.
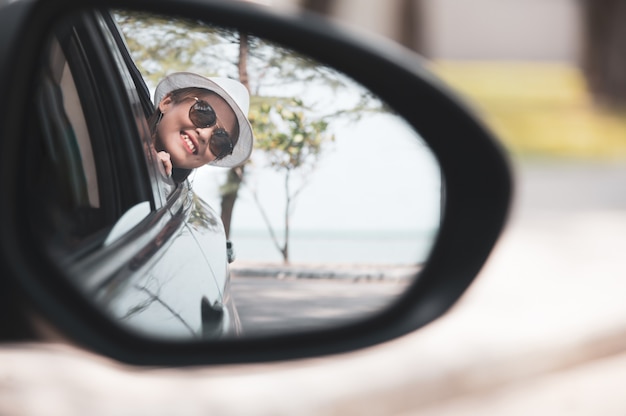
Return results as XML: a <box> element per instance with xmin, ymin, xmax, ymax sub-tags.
<box><xmin>27</xmin><ymin>9</ymin><xmax>240</xmax><ymax>340</ymax></box>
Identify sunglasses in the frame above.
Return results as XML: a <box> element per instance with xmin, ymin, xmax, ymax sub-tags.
<box><xmin>189</xmin><ymin>97</ymin><xmax>234</xmax><ymax>160</ymax></box>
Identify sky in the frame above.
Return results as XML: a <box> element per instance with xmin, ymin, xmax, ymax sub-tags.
<box><xmin>191</xmin><ymin>112</ymin><xmax>441</xmax><ymax>234</ymax></box>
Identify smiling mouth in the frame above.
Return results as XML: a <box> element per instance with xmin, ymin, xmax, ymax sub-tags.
<box><xmin>181</xmin><ymin>133</ymin><xmax>198</xmax><ymax>155</ymax></box>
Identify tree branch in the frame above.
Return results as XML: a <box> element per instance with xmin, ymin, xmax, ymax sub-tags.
<box><xmin>246</xmin><ymin>185</ymin><xmax>285</xmax><ymax>257</ymax></box>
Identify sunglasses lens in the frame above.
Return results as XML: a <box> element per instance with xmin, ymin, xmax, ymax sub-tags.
<box><xmin>190</xmin><ymin>100</ymin><xmax>217</xmax><ymax>128</ymax></box>
<box><xmin>210</xmin><ymin>130</ymin><xmax>233</xmax><ymax>160</ymax></box>
<box><xmin>189</xmin><ymin>98</ymin><xmax>234</xmax><ymax>161</ymax></box>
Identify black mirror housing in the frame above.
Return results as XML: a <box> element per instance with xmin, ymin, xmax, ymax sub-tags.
<box><xmin>0</xmin><ymin>0</ymin><xmax>511</xmax><ymax>365</ymax></box>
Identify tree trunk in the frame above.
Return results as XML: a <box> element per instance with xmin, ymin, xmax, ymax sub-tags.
<box><xmin>581</xmin><ymin>0</ymin><xmax>626</xmax><ymax>110</ymax></box>
<box><xmin>220</xmin><ymin>32</ymin><xmax>250</xmax><ymax>238</ymax></box>
<box><xmin>238</xmin><ymin>32</ymin><xmax>250</xmax><ymax>90</ymax></box>
<box><xmin>398</xmin><ymin>0</ymin><xmax>426</xmax><ymax>55</ymax></box>
<box><xmin>220</xmin><ymin>166</ymin><xmax>244</xmax><ymax>239</ymax></box>
<box><xmin>282</xmin><ymin>169</ymin><xmax>291</xmax><ymax>264</ymax></box>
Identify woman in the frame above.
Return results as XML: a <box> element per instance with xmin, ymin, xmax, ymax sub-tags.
<box><xmin>150</xmin><ymin>72</ymin><xmax>253</xmax><ymax>181</ymax></box>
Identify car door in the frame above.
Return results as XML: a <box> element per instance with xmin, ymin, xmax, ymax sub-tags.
<box><xmin>105</xmin><ymin>10</ymin><xmax>241</xmax><ymax>337</ymax></box>
<box><xmin>26</xmin><ymin>10</ymin><xmax>232</xmax><ymax>340</ymax></box>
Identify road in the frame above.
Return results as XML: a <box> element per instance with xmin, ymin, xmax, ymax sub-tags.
<box><xmin>230</xmin><ymin>160</ymin><xmax>626</xmax><ymax>337</ymax></box>
<box><xmin>231</xmin><ymin>275</ymin><xmax>410</xmax><ymax>335</ymax></box>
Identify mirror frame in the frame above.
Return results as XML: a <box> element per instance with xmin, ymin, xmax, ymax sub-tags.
<box><xmin>0</xmin><ymin>0</ymin><xmax>511</xmax><ymax>365</ymax></box>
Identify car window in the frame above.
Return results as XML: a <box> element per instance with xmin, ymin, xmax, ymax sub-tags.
<box><xmin>29</xmin><ymin>36</ymin><xmax>110</xmax><ymax>258</ymax></box>
<box><xmin>97</xmin><ymin>11</ymin><xmax>178</xmax><ymax>202</ymax></box>
<box><xmin>26</xmin><ymin>19</ymin><xmax>152</xmax><ymax>262</ymax></box>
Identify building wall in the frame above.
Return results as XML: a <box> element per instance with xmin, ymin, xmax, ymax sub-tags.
<box><xmin>278</xmin><ymin>0</ymin><xmax>582</xmax><ymax>63</ymax></box>
<box><xmin>423</xmin><ymin>0</ymin><xmax>582</xmax><ymax>62</ymax></box>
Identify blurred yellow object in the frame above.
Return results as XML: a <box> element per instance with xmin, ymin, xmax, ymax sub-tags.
<box><xmin>431</xmin><ymin>61</ymin><xmax>626</xmax><ymax>160</ymax></box>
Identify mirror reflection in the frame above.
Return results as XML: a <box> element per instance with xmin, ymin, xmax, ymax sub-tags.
<box><xmin>26</xmin><ymin>9</ymin><xmax>442</xmax><ymax>340</ymax></box>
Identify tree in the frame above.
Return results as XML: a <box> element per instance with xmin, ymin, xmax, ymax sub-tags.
<box><xmin>247</xmin><ymin>100</ymin><xmax>333</xmax><ymax>263</ymax></box>
<box><xmin>220</xmin><ymin>31</ymin><xmax>250</xmax><ymax>239</ymax></box>
<box><xmin>113</xmin><ymin>11</ymin><xmax>236</xmax><ymax>88</ymax></box>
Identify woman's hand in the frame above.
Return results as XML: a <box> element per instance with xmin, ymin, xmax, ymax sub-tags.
<box><xmin>157</xmin><ymin>151</ymin><xmax>172</xmax><ymax>177</ymax></box>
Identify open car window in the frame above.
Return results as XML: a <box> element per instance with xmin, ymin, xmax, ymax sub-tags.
<box><xmin>25</xmin><ymin>14</ymin><xmax>154</xmax><ymax>263</ymax></box>
<box><xmin>97</xmin><ymin>11</ymin><xmax>179</xmax><ymax>200</ymax></box>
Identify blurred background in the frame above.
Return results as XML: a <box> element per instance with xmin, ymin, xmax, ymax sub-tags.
<box><xmin>288</xmin><ymin>0</ymin><xmax>626</xmax><ymax>159</ymax></box>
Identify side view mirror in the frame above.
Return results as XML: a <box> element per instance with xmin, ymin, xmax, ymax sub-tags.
<box><xmin>0</xmin><ymin>0</ymin><xmax>511</xmax><ymax>366</ymax></box>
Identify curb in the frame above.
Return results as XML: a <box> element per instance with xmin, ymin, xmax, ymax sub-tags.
<box><xmin>229</xmin><ymin>263</ymin><xmax>422</xmax><ymax>282</ymax></box>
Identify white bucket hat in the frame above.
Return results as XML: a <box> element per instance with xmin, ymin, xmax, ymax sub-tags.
<box><xmin>154</xmin><ymin>72</ymin><xmax>253</xmax><ymax>168</ymax></box>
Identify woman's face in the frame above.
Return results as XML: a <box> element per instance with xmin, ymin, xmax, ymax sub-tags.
<box><xmin>155</xmin><ymin>91</ymin><xmax>238</xmax><ymax>169</ymax></box>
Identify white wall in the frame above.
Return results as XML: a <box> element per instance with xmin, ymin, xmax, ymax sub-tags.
<box><xmin>423</xmin><ymin>0</ymin><xmax>581</xmax><ymax>61</ymax></box>
<box><xmin>252</xmin><ymin>0</ymin><xmax>582</xmax><ymax>62</ymax></box>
